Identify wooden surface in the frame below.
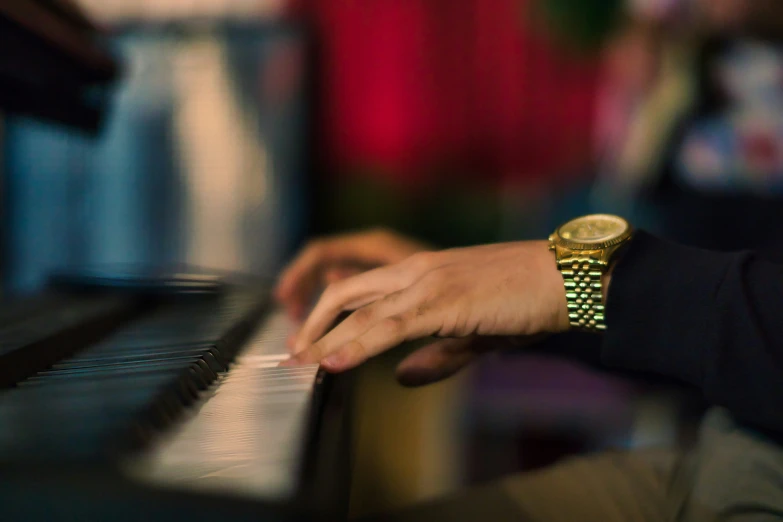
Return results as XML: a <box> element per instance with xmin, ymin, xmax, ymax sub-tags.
<box><xmin>349</xmin><ymin>345</ymin><xmax>467</xmax><ymax>519</ymax></box>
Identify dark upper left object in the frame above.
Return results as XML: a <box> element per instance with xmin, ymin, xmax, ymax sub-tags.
<box><xmin>0</xmin><ymin>0</ymin><xmax>120</xmax><ymax>132</ymax></box>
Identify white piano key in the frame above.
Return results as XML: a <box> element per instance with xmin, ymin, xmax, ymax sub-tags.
<box><xmin>125</xmin><ymin>310</ymin><xmax>320</xmax><ymax>500</ymax></box>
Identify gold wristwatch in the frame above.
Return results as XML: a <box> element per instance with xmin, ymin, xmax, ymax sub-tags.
<box><xmin>548</xmin><ymin>214</ymin><xmax>633</xmax><ymax>332</ymax></box>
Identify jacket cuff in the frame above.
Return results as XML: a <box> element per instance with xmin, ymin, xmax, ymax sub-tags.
<box><xmin>602</xmin><ymin>230</ymin><xmax>733</xmax><ymax>386</ymax></box>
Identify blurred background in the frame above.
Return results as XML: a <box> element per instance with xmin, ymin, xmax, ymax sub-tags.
<box><xmin>3</xmin><ymin>0</ymin><xmax>783</xmax><ymax>518</ymax></box>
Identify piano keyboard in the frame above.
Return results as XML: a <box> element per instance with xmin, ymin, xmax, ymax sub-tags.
<box><xmin>0</xmin><ymin>288</ymin><xmax>266</xmax><ymax>460</ymax></box>
<box><xmin>128</xmin><ymin>310</ymin><xmax>321</xmax><ymax>499</ymax></box>
<box><xmin>0</xmin><ymin>286</ymin><xmax>351</xmax><ymax>521</ymax></box>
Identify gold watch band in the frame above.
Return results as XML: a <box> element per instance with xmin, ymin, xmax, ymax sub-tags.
<box><xmin>557</xmin><ymin>257</ymin><xmax>606</xmax><ymax>332</ymax></box>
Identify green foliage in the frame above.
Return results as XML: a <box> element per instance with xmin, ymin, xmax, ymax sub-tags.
<box><xmin>537</xmin><ymin>0</ymin><xmax>624</xmax><ymax>52</ymax></box>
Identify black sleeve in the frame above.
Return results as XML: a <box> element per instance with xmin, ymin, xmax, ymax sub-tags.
<box><xmin>604</xmin><ymin>231</ymin><xmax>783</xmax><ymax>435</ymax></box>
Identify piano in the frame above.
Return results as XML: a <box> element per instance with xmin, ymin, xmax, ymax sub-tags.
<box><xmin>0</xmin><ymin>2</ymin><xmax>352</xmax><ymax>521</ymax></box>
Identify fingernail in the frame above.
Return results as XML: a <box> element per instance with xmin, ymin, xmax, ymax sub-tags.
<box><xmin>322</xmin><ymin>352</ymin><xmax>343</xmax><ymax>369</ymax></box>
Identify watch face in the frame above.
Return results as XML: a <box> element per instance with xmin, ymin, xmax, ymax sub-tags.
<box><xmin>558</xmin><ymin>214</ymin><xmax>629</xmax><ymax>245</ymax></box>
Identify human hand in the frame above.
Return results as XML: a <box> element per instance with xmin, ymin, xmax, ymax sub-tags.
<box><xmin>275</xmin><ymin>228</ymin><xmax>429</xmax><ymax>321</ymax></box>
<box><xmin>282</xmin><ymin>240</ymin><xmax>570</xmax><ymax>378</ymax></box>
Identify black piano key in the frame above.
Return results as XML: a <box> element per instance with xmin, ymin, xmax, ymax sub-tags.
<box><xmin>0</xmin><ymin>285</ymin><xmax>271</xmax><ymax>461</ymax></box>
<box><xmin>1</xmin><ymin>383</ymin><xmax>183</xmax><ymax>428</ymax></box>
<box><xmin>51</xmin><ymin>351</ymin><xmax>228</xmax><ymax>376</ymax></box>
<box><xmin>0</xmin><ymin>412</ymin><xmax>147</xmax><ymax>460</ymax></box>
<box><xmin>25</xmin><ymin>365</ymin><xmax>214</xmax><ymax>397</ymax></box>
<box><xmin>0</xmin><ymin>294</ymin><xmax>141</xmax><ymax>388</ymax></box>
<box><xmin>68</xmin><ymin>344</ymin><xmax>227</xmax><ymax>369</ymax></box>
<box><xmin>13</xmin><ymin>372</ymin><xmax>201</xmax><ymax>407</ymax></box>
<box><xmin>32</xmin><ymin>356</ymin><xmax>218</xmax><ymax>382</ymax></box>
<box><xmin>0</xmin><ymin>294</ymin><xmax>69</xmax><ymax>327</ymax></box>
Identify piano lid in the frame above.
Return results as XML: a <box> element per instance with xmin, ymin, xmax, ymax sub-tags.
<box><xmin>0</xmin><ymin>0</ymin><xmax>120</xmax><ymax>132</ymax></box>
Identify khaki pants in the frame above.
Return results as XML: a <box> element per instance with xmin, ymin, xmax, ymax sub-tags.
<box><xmin>361</xmin><ymin>408</ymin><xmax>783</xmax><ymax>522</ymax></box>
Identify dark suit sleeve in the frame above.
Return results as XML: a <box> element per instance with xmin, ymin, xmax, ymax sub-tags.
<box><xmin>603</xmin><ymin>231</ymin><xmax>783</xmax><ymax>434</ymax></box>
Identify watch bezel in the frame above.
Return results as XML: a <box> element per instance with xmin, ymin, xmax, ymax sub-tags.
<box><xmin>550</xmin><ymin>214</ymin><xmax>633</xmax><ymax>251</ymax></box>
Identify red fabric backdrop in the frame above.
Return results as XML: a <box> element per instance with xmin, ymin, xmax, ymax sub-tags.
<box><xmin>290</xmin><ymin>0</ymin><xmax>600</xmax><ymax>189</ymax></box>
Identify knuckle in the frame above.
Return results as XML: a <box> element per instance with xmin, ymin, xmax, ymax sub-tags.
<box><xmin>321</xmin><ymin>281</ymin><xmax>343</xmax><ymax>302</ymax></box>
<box><xmin>382</xmin><ymin>289</ymin><xmax>403</xmax><ymax>305</ymax></box>
<box><xmin>346</xmin><ymin>339</ymin><xmax>368</xmax><ymax>361</ymax></box>
<box><xmin>325</xmin><ymin>341</ymin><xmax>366</xmax><ymax>370</ymax></box>
<box><xmin>407</xmin><ymin>251</ymin><xmax>435</xmax><ymax>271</ymax></box>
<box><xmin>414</xmin><ymin>302</ymin><xmax>430</xmax><ymax>318</ymax></box>
<box><xmin>423</xmin><ymin>268</ymin><xmax>448</xmax><ymax>287</ymax></box>
<box><xmin>351</xmin><ymin>306</ymin><xmax>374</xmax><ymax>326</ymax></box>
<box><xmin>381</xmin><ymin>315</ymin><xmax>406</xmax><ymax>337</ymax></box>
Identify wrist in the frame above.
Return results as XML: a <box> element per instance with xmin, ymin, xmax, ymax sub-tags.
<box><xmin>548</xmin><ymin>215</ymin><xmax>632</xmax><ymax>333</ymax></box>
<box><xmin>546</xmin><ymin>248</ymin><xmax>618</xmax><ymax>335</ymax></box>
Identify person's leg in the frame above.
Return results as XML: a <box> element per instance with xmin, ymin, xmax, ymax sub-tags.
<box><xmin>500</xmin><ymin>449</ymin><xmax>679</xmax><ymax>522</ymax></box>
<box><xmin>358</xmin><ymin>407</ymin><xmax>783</xmax><ymax>522</ymax></box>
<box><xmin>677</xmin><ymin>408</ymin><xmax>783</xmax><ymax>522</ymax></box>
<box><xmin>358</xmin><ymin>449</ymin><xmax>682</xmax><ymax>522</ymax></box>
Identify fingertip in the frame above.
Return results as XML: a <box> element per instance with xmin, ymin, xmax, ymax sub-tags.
<box><xmin>293</xmin><ymin>336</ymin><xmax>312</xmax><ymax>356</ymax></box>
<box><xmin>321</xmin><ymin>351</ymin><xmax>346</xmax><ymax>372</ymax></box>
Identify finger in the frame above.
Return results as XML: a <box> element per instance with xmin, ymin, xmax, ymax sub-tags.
<box><xmin>286</xmin><ymin>331</ymin><xmax>298</xmax><ymax>350</ymax></box>
<box><xmin>292</xmin><ymin>264</ymin><xmax>412</xmax><ymax>355</ymax></box>
<box><xmin>303</xmin><ymin>275</ymin><xmax>427</xmax><ymax>356</ymax></box>
<box><xmin>283</xmin><ymin>285</ymin><xmax>428</xmax><ymax>369</ymax></box>
<box><xmin>314</xmin><ymin>292</ymin><xmax>438</xmax><ymax>371</ymax></box>
<box><xmin>275</xmin><ymin>250</ymin><xmax>326</xmax><ymax>318</ymax></box>
<box><xmin>283</xmin><ymin>253</ymin><xmax>450</xmax><ymax>366</ymax></box>
<box><xmin>276</xmin><ymin>233</ymin><xmax>391</xmax><ymax>304</ymax></box>
<box><xmin>324</xmin><ymin>266</ymin><xmax>362</xmax><ymax>284</ymax></box>
<box><xmin>318</xmin><ymin>309</ymin><xmax>437</xmax><ymax>372</ymax></box>
<box><xmin>289</xmin><ymin>292</ymin><xmax>380</xmax><ymax>355</ymax></box>
<box><xmin>286</xmin><ymin>287</ymin><xmax>379</xmax><ymax>354</ymax></box>
<box><xmin>395</xmin><ymin>338</ymin><xmax>477</xmax><ymax>387</ymax></box>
